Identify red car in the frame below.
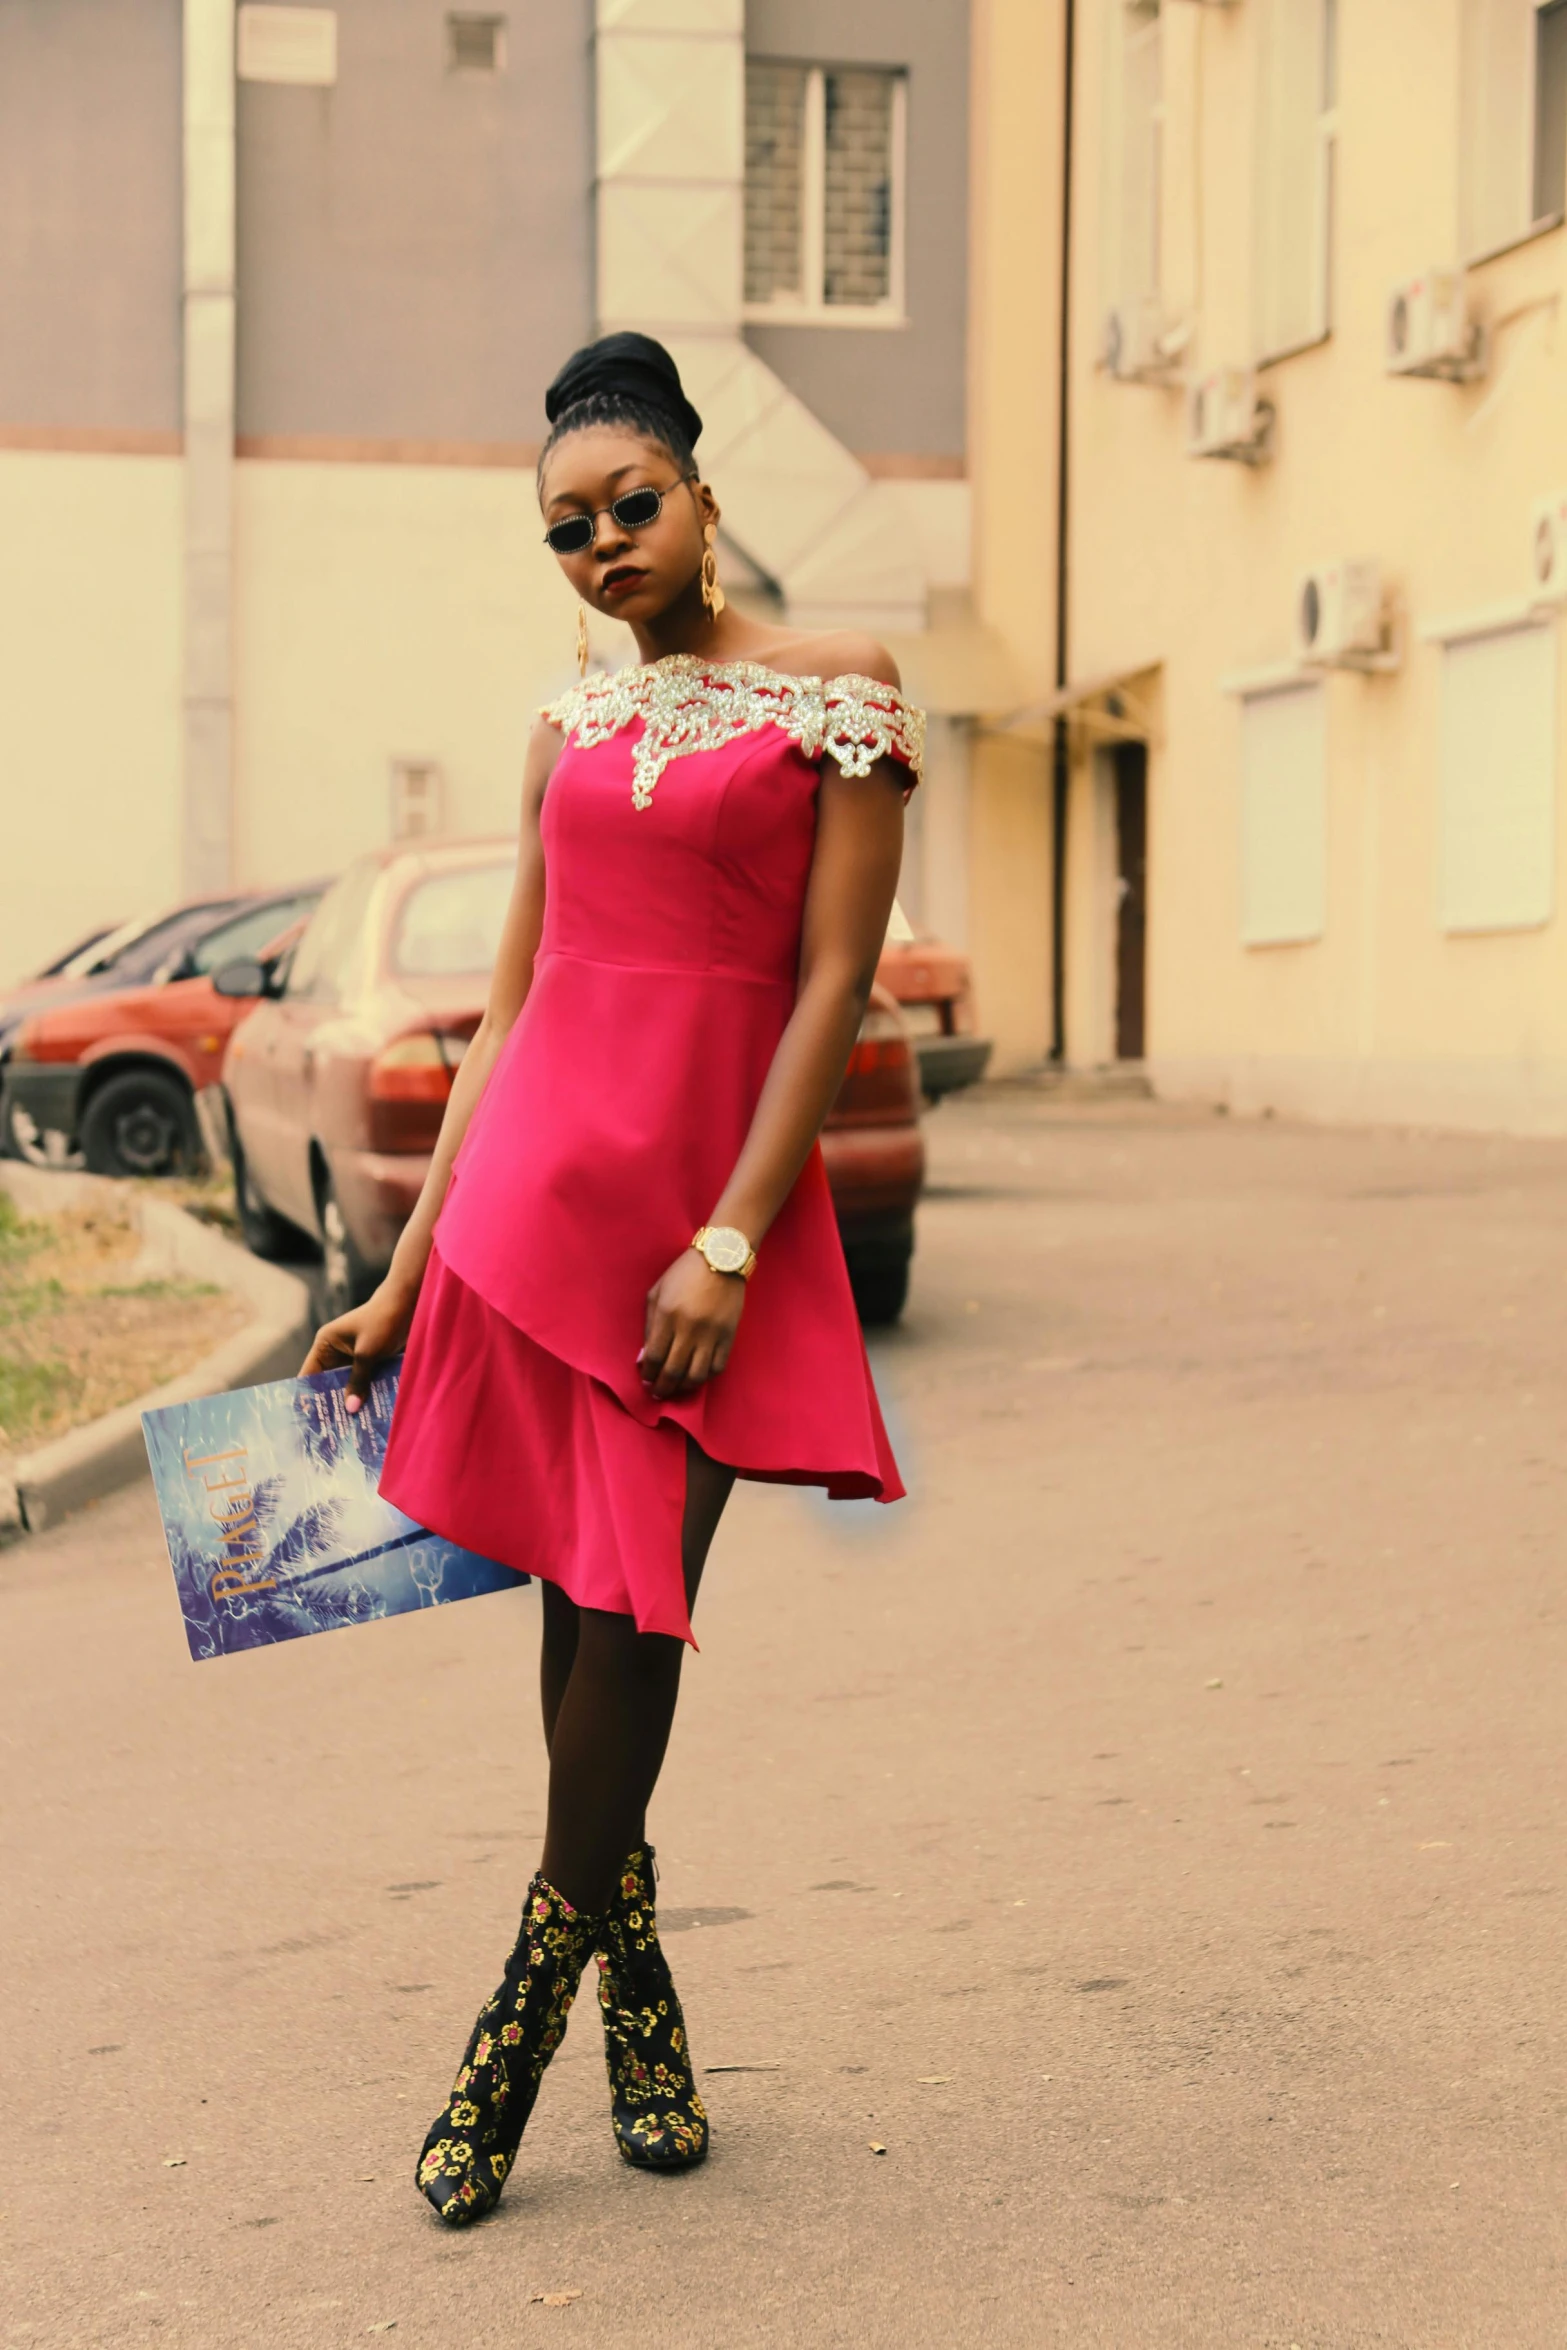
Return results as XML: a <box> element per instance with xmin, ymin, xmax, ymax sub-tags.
<box><xmin>216</xmin><ymin>838</ymin><xmax>925</xmax><ymax>1324</ymax></box>
<box><xmin>876</xmin><ymin>937</ymin><xmax>993</xmax><ymax>1102</ymax></box>
<box><xmin>3</xmin><ymin>888</ymin><xmax>324</xmax><ymax>1175</ymax></box>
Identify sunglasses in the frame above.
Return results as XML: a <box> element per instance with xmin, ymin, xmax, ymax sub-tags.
<box><xmin>542</xmin><ymin>479</ymin><xmax>690</xmax><ymax>558</ymax></box>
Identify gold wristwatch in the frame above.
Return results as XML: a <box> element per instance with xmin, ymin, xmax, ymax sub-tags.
<box><xmin>692</xmin><ymin>1224</ymin><xmax>757</xmax><ymax>1280</ymax></box>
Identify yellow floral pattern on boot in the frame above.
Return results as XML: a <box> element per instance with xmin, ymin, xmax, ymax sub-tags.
<box><xmin>416</xmin><ymin>1875</ymin><xmax>601</xmax><ymax>2226</ymax></box>
<box><xmin>596</xmin><ymin>1847</ymin><xmax>710</xmax><ymax>2169</ymax></box>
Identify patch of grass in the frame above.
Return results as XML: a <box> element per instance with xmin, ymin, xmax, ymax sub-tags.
<box><xmin>0</xmin><ymin>1191</ymin><xmax>48</xmax><ymax>1266</ymax></box>
<box><xmin>0</xmin><ymin>1354</ymin><xmax>71</xmax><ymax>1447</ymax></box>
<box><xmin>97</xmin><ymin>1279</ymin><xmax>222</xmax><ymax>1303</ymax></box>
<box><xmin>0</xmin><ymin>1190</ymin><xmax>245</xmax><ymax>1465</ymax></box>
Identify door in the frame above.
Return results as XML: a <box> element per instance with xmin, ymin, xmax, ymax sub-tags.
<box><xmin>1112</xmin><ymin>741</ymin><xmax>1148</xmax><ymax>1061</ymax></box>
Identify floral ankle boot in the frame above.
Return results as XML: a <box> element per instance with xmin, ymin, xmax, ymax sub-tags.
<box><xmin>596</xmin><ymin>1845</ymin><xmax>709</xmax><ymax>2170</ymax></box>
<box><xmin>417</xmin><ymin>1874</ymin><xmax>602</xmax><ymax>2225</ymax></box>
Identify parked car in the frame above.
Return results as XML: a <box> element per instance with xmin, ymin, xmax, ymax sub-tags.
<box><xmin>215</xmin><ymin>839</ymin><xmax>926</xmax><ymax>1325</ymax></box>
<box><xmin>0</xmin><ymin>900</ymin><xmax>253</xmax><ymax>1123</ymax></box>
<box><xmin>3</xmin><ymin>887</ymin><xmax>325</xmax><ymax>1175</ymax></box>
<box><xmin>875</xmin><ymin>936</ymin><xmax>992</xmax><ymax>1102</ymax></box>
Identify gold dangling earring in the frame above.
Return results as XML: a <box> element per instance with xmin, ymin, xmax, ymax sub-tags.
<box><xmin>576</xmin><ymin>604</ymin><xmax>590</xmax><ymax>678</ymax></box>
<box><xmin>701</xmin><ymin>524</ymin><xmax>726</xmax><ymax>620</ymax></box>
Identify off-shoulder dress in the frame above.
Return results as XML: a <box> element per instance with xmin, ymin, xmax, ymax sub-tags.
<box><xmin>378</xmin><ymin>655</ymin><xmax>924</xmax><ymax>1643</ymax></box>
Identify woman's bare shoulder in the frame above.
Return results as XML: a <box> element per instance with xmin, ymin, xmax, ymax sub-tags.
<box><xmin>796</xmin><ymin>630</ymin><xmax>903</xmax><ymax>692</ymax></box>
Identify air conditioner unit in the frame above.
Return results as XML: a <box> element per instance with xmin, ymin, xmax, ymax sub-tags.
<box><xmin>1102</xmin><ymin>302</ymin><xmax>1186</xmax><ymax>384</ymax></box>
<box><xmin>1385</xmin><ymin>269</ymin><xmax>1486</xmax><ymax>382</ymax></box>
<box><xmin>1530</xmin><ymin>493</ymin><xmax>1567</xmax><ymax>603</ymax></box>
<box><xmin>1187</xmin><ymin>367</ymin><xmax>1273</xmax><ymax>464</ymax></box>
<box><xmin>1295</xmin><ymin>561</ymin><xmax>1387</xmax><ymax>665</ymax></box>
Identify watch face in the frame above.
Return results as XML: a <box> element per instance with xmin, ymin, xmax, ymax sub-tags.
<box><xmin>703</xmin><ymin>1226</ymin><xmax>750</xmax><ymax>1273</ymax></box>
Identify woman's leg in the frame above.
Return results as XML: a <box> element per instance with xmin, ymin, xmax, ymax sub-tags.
<box><xmin>538</xmin><ymin>1441</ymin><xmax>736</xmax><ymax>1913</ymax></box>
<box><xmin>539</xmin><ymin>1580</ymin><xmax>579</xmax><ymax>1752</ymax></box>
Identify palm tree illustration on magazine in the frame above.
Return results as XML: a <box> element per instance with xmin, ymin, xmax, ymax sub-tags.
<box><xmin>142</xmin><ymin>1366</ymin><xmax>525</xmax><ymax>1662</ymax></box>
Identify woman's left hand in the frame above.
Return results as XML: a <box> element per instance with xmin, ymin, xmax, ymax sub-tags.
<box><xmin>641</xmin><ymin>1250</ymin><xmax>747</xmax><ymax>1399</ymax></box>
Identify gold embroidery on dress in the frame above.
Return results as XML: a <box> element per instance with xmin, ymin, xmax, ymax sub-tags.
<box><xmin>541</xmin><ymin>655</ymin><xmax>925</xmax><ymax>811</ymax></box>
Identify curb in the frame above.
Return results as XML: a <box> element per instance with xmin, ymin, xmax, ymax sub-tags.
<box><xmin>0</xmin><ymin>1165</ymin><xmax>314</xmax><ymax>1543</ymax></box>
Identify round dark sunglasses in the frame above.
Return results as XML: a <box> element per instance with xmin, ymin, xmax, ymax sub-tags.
<box><xmin>543</xmin><ymin>479</ymin><xmax>689</xmax><ymax>557</ymax></box>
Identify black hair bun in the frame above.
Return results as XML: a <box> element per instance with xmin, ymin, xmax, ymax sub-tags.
<box><xmin>544</xmin><ymin>332</ymin><xmax>703</xmax><ymax>452</ymax></box>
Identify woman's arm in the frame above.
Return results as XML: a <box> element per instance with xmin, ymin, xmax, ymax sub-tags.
<box><xmin>640</xmin><ymin>701</ymin><xmax>908</xmax><ymax>1400</ymax></box>
<box><xmin>301</xmin><ymin>718</ymin><xmax>564</xmax><ymax>1397</ymax></box>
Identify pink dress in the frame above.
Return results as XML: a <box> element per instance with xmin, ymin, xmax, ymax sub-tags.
<box><xmin>378</xmin><ymin>655</ymin><xmax>924</xmax><ymax>1643</ymax></box>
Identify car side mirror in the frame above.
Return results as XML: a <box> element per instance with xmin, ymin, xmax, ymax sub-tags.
<box><xmin>211</xmin><ymin>957</ymin><xmax>270</xmax><ymax>1000</ymax></box>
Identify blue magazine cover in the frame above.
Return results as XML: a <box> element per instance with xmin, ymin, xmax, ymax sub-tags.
<box><xmin>142</xmin><ymin>1364</ymin><xmax>526</xmax><ymax>1662</ymax></box>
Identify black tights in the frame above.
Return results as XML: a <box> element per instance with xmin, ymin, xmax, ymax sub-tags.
<box><xmin>537</xmin><ymin>1441</ymin><xmax>736</xmax><ymax>1914</ymax></box>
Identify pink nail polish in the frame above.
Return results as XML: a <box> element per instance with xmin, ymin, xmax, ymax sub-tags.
<box><xmin>346</xmin><ymin>1394</ymin><xmax>362</xmax><ymax>1414</ymax></box>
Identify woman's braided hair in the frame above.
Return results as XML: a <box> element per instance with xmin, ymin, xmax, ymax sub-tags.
<box><xmin>537</xmin><ymin>333</ymin><xmax>704</xmax><ymax>488</ymax></box>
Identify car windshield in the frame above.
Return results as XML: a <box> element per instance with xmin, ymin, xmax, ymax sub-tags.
<box><xmin>188</xmin><ymin>893</ymin><xmax>321</xmax><ymax>975</ymax></box>
<box><xmin>392</xmin><ymin>864</ymin><xmax>513</xmax><ymax>977</ymax></box>
<box><xmin>108</xmin><ymin>901</ymin><xmax>247</xmax><ymax>984</ymax></box>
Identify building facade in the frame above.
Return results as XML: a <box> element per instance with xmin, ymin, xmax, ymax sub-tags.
<box><xmin>972</xmin><ymin>0</ymin><xmax>1567</xmax><ymax>1127</ymax></box>
<box><xmin>0</xmin><ymin>0</ymin><xmax>972</xmax><ymax>989</ymax></box>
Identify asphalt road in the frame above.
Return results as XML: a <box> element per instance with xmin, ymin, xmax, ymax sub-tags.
<box><xmin>5</xmin><ymin>1092</ymin><xmax>1567</xmax><ymax>2350</ymax></box>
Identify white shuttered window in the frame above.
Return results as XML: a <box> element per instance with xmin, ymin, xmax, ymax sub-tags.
<box><xmin>1459</xmin><ymin>0</ymin><xmax>1567</xmax><ymax>261</ymax></box>
<box><xmin>1241</xmin><ymin>683</ymin><xmax>1328</xmax><ymax>946</ymax></box>
<box><xmin>1100</xmin><ymin>0</ymin><xmax>1164</xmax><ymax>312</ymax></box>
<box><xmin>1439</xmin><ymin>624</ymin><xmax>1558</xmax><ymax>933</ymax></box>
<box><xmin>1253</xmin><ymin>0</ymin><xmax>1337</xmax><ymax>362</ymax></box>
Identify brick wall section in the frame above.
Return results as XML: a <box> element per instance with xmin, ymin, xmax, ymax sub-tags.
<box><xmin>823</xmin><ymin>69</ymin><xmax>894</xmax><ymax>307</ymax></box>
<box><xmin>744</xmin><ymin>60</ymin><xmax>807</xmax><ymax>304</ymax></box>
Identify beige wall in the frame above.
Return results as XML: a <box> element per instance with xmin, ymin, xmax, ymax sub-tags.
<box><xmin>232</xmin><ymin>458</ymin><xmax>601</xmax><ymax>892</ymax></box>
<box><xmin>965</xmin><ymin>0</ymin><xmax>1066</xmax><ymax>1071</ymax></box>
<box><xmin>0</xmin><ymin>451</ymin><xmax>183</xmax><ymax>987</ymax></box>
<box><xmin>1062</xmin><ymin>0</ymin><xmax>1567</xmax><ymax>1130</ymax></box>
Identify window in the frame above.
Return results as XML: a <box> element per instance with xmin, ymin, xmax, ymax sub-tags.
<box><xmin>744</xmin><ymin>61</ymin><xmax>907</xmax><ymax>323</ymax></box>
<box><xmin>1254</xmin><ymin>0</ymin><xmax>1337</xmax><ymax>362</ymax></box>
<box><xmin>392</xmin><ymin>865</ymin><xmax>513</xmax><ymax>978</ymax></box>
<box><xmin>1439</xmin><ymin>623</ymin><xmax>1557</xmax><ymax>932</ymax></box>
<box><xmin>1240</xmin><ymin>682</ymin><xmax>1327</xmax><ymax>946</ymax></box>
<box><xmin>390</xmin><ymin>759</ymin><xmax>446</xmax><ymax>842</ymax></box>
<box><xmin>1100</xmin><ymin>0</ymin><xmax>1164</xmax><ymax>316</ymax></box>
<box><xmin>1460</xmin><ymin>0</ymin><xmax>1567</xmax><ymax>260</ymax></box>
<box><xmin>286</xmin><ymin>860</ymin><xmax>380</xmax><ymax>1004</ymax></box>
<box><xmin>188</xmin><ymin>894</ymin><xmax>320</xmax><ymax>975</ymax></box>
<box><xmin>447</xmin><ymin>13</ymin><xmax>505</xmax><ymax>72</ymax></box>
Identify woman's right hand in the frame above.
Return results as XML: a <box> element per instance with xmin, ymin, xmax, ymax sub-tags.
<box><xmin>300</xmin><ymin>1277</ymin><xmax>419</xmax><ymax>1411</ymax></box>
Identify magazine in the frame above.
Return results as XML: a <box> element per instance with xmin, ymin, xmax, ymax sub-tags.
<box><xmin>142</xmin><ymin>1364</ymin><xmax>526</xmax><ymax>1662</ymax></box>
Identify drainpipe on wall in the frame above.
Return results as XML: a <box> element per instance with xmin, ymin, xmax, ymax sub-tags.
<box><xmin>1050</xmin><ymin>0</ymin><xmax>1076</xmax><ymax>1063</ymax></box>
<box><xmin>181</xmin><ymin>0</ymin><xmax>236</xmax><ymax>897</ymax></box>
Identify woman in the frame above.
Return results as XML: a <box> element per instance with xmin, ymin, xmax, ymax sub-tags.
<box><xmin>303</xmin><ymin>332</ymin><xmax>923</xmax><ymax>2226</ymax></box>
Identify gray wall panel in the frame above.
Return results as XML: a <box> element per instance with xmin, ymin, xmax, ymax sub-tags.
<box><xmin>0</xmin><ymin>0</ymin><xmax>182</xmax><ymax>434</ymax></box>
<box><xmin>237</xmin><ymin>0</ymin><xmax>594</xmax><ymax>443</ymax></box>
<box><xmin>744</xmin><ymin>0</ymin><xmax>968</xmax><ymax>462</ymax></box>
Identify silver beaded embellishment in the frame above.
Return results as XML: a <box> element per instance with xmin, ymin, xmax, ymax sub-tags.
<box><xmin>541</xmin><ymin>655</ymin><xmax>926</xmax><ymax>812</ymax></box>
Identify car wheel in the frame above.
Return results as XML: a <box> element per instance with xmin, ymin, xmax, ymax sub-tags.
<box><xmin>847</xmin><ymin>1254</ymin><xmax>910</xmax><ymax>1328</ymax></box>
<box><xmin>230</xmin><ymin>1119</ymin><xmax>302</xmax><ymax>1261</ymax></box>
<box><xmin>316</xmin><ymin>1167</ymin><xmax>373</xmax><ymax>1320</ymax></box>
<box><xmin>79</xmin><ymin>1070</ymin><xmax>196</xmax><ymax>1178</ymax></box>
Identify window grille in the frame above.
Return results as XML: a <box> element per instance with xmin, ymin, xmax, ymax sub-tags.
<box><xmin>1239</xmin><ymin>682</ymin><xmax>1327</xmax><ymax>947</ymax></box>
<box><xmin>447</xmin><ymin>13</ymin><xmax>505</xmax><ymax>72</ymax></box>
<box><xmin>744</xmin><ymin>60</ymin><xmax>907</xmax><ymax>321</ymax></box>
<box><xmin>390</xmin><ymin>761</ymin><xmax>446</xmax><ymax>843</ymax></box>
<box><xmin>1440</xmin><ymin>625</ymin><xmax>1557</xmax><ymax>933</ymax></box>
